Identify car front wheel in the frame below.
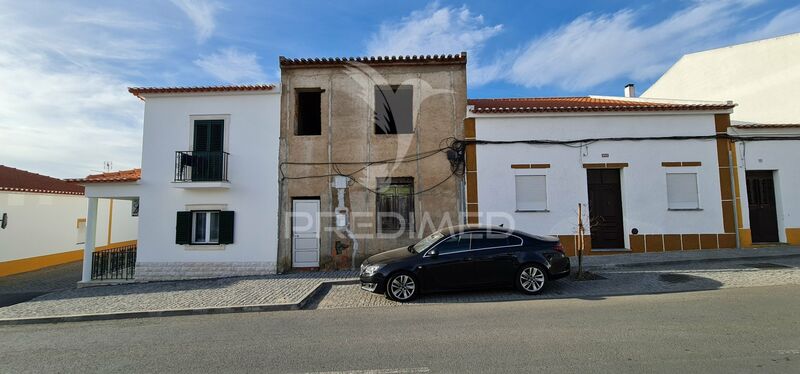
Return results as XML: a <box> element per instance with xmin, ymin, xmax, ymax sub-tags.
<box><xmin>385</xmin><ymin>273</ymin><xmax>418</xmax><ymax>302</ymax></box>
<box><xmin>517</xmin><ymin>264</ymin><xmax>547</xmax><ymax>294</ymax></box>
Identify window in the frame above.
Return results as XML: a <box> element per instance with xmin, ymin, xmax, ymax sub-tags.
<box><xmin>131</xmin><ymin>198</ymin><xmax>139</xmax><ymax>217</ymax></box>
<box><xmin>193</xmin><ymin>211</ymin><xmax>220</xmax><ymax>244</ymax></box>
<box><xmin>192</xmin><ymin>119</ymin><xmax>225</xmax><ymax>181</ymax></box>
<box><xmin>434</xmin><ymin>233</ymin><xmax>473</xmax><ymax>254</ymax></box>
<box><xmin>515</xmin><ymin>175</ymin><xmax>547</xmax><ymax>211</ymax></box>
<box><xmin>296</xmin><ymin>89</ymin><xmax>322</xmax><ymax>135</ymax></box>
<box><xmin>76</xmin><ymin>218</ymin><xmax>86</xmax><ymax>244</ymax></box>
<box><xmin>376</xmin><ymin>177</ymin><xmax>415</xmax><ymax>233</ymax></box>
<box><xmin>374</xmin><ymin>85</ymin><xmax>413</xmax><ymax>134</ymax></box>
<box><xmin>176</xmin><ymin>211</ymin><xmax>235</xmax><ymax>245</ymax></box>
<box><xmin>666</xmin><ymin>173</ymin><xmax>699</xmax><ymax>209</ymax></box>
<box><xmin>470</xmin><ymin>231</ymin><xmax>519</xmax><ymax>250</ymax></box>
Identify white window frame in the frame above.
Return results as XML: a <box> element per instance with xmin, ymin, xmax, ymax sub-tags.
<box><xmin>665</xmin><ymin>171</ymin><xmax>701</xmax><ymax>210</ymax></box>
<box><xmin>191</xmin><ymin>211</ymin><xmax>220</xmax><ymax>244</ymax></box>
<box><xmin>514</xmin><ymin>172</ymin><xmax>549</xmax><ymax>212</ymax></box>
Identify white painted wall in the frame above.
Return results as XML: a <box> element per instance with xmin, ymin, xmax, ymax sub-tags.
<box><xmin>0</xmin><ymin>192</ymin><xmax>138</xmax><ymax>262</ymax></box>
<box><xmin>135</xmin><ymin>91</ymin><xmax>281</xmax><ymax>270</ymax></box>
<box><xmin>731</xmin><ymin>127</ymin><xmax>800</xmax><ymax>242</ymax></box>
<box><xmin>473</xmin><ymin>113</ymin><xmax>725</xmax><ymax>248</ymax></box>
<box><xmin>643</xmin><ymin>33</ymin><xmax>800</xmax><ymax>124</ymax></box>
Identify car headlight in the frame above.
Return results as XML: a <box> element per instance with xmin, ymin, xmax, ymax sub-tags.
<box><xmin>363</xmin><ymin>265</ymin><xmax>381</xmax><ymax>276</ymax></box>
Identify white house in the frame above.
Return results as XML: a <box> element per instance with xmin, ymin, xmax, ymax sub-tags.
<box><xmin>123</xmin><ymin>84</ymin><xmax>282</xmax><ymax>280</ymax></box>
<box><xmin>0</xmin><ymin>165</ymin><xmax>137</xmax><ymax>277</ymax></box>
<box><xmin>643</xmin><ymin>33</ymin><xmax>800</xmax><ymax>246</ymax></box>
<box><xmin>464</xmin><ymin>96</ymin><xmax>739</xmax><ymax>255</ymax></box>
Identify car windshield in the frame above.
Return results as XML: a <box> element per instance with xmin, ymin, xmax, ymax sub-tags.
<box><xmin>411</xmin><ymin>231</ymin><xmax>445</xmax><ymax>253</ymax></box>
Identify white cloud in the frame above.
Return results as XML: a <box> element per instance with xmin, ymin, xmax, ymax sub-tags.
<box><xmin>170</xmin><ymin>0</ymin><xmax>224</xmax><ymax>43</ymax></box>
<box><xmin>366</xmin><ymin>3</ymin><xmax>502</xmax><ymax>83</ymax></box>
<box><xmin>367</xmin><ymin>3</ymin><xmax>502</xmax><ymax>56</ymax></box>
<box><xmin>457</xmin><ymin>0</ymin><xmax>798</xmax><ymax>91</ymax></box>
<box><xmin>194</xmin><ymin>48</ymin><xmax>268</xmax><ymax>84</ymax></box>
<box><xmin>0</xmin><ymin>2</ymin><xmax>165</xmax><ymax>178</ymax></box>
<box><xmin>740</xmin><ymin>5</ymin><xmax>800</xmax><ymax>42</ymax></box>
<box><xmin>495</xmin><ymin>0</ymin><xmax>762</xmax><ymax>91</ymax></box>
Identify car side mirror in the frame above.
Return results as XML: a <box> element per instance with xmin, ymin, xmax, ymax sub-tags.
<box><xmin>427</xmin><ymin>250</ymin><xmax>438</xmax><ymax>257</ymax></box>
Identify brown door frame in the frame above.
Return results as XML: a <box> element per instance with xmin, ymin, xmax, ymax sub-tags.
<box><xmin>586</xmin><ymin>168</ymin><xmax>626</xmax><ymax>249</ymax></box>
<box><xmin>745</xmin><ymin>170</ymin><xmax>780</xmax><ymax>243</ymax></box>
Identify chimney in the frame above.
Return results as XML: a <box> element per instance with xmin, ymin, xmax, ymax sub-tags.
<box><xmin>624</xmin><ymin>84</ymin><xmax>635</xmax><ymax>98</ymax></box>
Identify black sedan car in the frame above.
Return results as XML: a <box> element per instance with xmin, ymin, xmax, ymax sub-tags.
<box><xmin>359</xmin><ymin>224</ymin><xmax>570</xmax><ymax>301</ymax></box>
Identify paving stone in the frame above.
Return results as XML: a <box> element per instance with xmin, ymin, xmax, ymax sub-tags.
<box><xmin>0</xmin><ymin>271</ymin><xmax>356</xmax><ymax>319</ymax></box>
<box><xmin>309</xmin><ymin>257</ymin><xmax>800</xmax><ymax>310</ymax></box>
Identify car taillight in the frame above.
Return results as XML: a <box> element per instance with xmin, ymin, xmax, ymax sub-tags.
<box><xmin>553</xmin><ymin>243</ymin><xmax>565</xmax><ymax>254</ymax></box>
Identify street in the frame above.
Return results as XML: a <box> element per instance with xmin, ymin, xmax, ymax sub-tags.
<box><xmin>2</xmin><ymin>285</ymin><xmax>799</xmax><ymax>373</ymax></box>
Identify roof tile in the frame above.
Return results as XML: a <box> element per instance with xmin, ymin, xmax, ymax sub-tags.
<box><xmin>468</xmin><ymin>97</ymin><xmax>735</xmax><ymax>113</ymax></box>
<box><xmin>67</xmin><ymin>168</ymin><xmax>141</xmax><ymax>184</ymax></box>
<box><xmin>129</xmin><ymin>84</ymin><xmax>276</xmax><ymax>99</ymax></box>
<box><xmin>0</xmin><ymin>165</ymin><xmax>84</xmax><ymax>195</ymax></box>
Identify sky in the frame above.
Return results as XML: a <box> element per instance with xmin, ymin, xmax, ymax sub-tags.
<box><xmin>1</xmin><ymin>0</ymin><xmax>799</xmax><ymax>178</ymax></box>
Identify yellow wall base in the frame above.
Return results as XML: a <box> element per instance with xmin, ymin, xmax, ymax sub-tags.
<box><xmin>0</xmin><ymin>240</ymin><xmax>137</xmax><ymax>277</ymax></box>
<box><xmin>0</xmin><ymin>250</ymin><xmax>83</xmax><ymax>277</ymax></box>
<box><xmin>786</xmin><ymin>228</ymin><xmax>800</xmax><ymax>245</ymax></box>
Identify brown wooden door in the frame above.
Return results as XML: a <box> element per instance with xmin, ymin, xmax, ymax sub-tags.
<box><xmin>746</xmin><ymin>171</ymin><xmax>779</xmax><ymax>243</ymax></box>
<box><xmin>587</xmin><ymin>169</ymin><xmax>625</xmax><ymax>249</ymax></box>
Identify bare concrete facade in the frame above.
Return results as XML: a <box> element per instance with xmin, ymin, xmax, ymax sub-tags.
<box><xmin>278</xmin><ymin>54</ymin><xmax>467</xmax><ymax>271</ymax></box>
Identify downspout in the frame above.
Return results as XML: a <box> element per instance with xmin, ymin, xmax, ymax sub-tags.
<box><xmin>727</xmin><ymin>142</ymin><xmax>741</xmax><ymax>249</ymax></box>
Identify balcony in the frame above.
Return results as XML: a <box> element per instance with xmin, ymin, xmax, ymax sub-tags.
<box><xmin>173</xmin><ymin>151</ymin><xmax>230</xmax><ymax>188</ymax></box>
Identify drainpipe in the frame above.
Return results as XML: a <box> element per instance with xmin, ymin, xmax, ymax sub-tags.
<box><xmin>727</xmin><ymin>143</ymin><xmax>741</xmax><ymax>249</ymax></box>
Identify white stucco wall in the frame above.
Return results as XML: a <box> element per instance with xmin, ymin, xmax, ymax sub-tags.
<box><xmin>0</xmin><ymin>192</ymin><xmax>138</xmax><ymax>263</ymax></box>
<box><xmin>732</xmin><ymin>127</ymin><xmax>800</xmax><ymax>242</ymax></box>
<box><xmin>473</xmin><ymin>113</ymin><xmax>725</xmax><ymax>248</ymax></box>
<box><xmin>135</xmin><ymin>91</ymin><xmax>281</xmax><ymax>277</ymax></box>
<box><xmin>643</xmin><ymin>33</ymin><xmax>800</xmax><ymax>124</ymax></box>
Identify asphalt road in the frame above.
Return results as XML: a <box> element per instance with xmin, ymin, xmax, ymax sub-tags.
<box><xmin>1</xmin><ymin>285</ymin><xmax>799</xmax><ymax>373</ymax></box>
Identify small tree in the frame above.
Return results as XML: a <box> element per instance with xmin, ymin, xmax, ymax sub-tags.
<box><xmin>576</xmin><ymin>203</ymin><xmax>586</xmax><ymax>278</ymax></box>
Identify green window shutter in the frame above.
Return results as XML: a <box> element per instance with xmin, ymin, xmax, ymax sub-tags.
<box><xmin>193</xmin><ymin>121</ymin><xmax>210</xmax><ymax>152</ymax></box>
<box><xmin>176</xmin><ymin>211</ymin><xmax>192</xmax><ymax>244</ymax></box>
<box><xmin>219</xmin><ymin>211</ymin><xmax>235</xmax><ymax>244</ymax></box>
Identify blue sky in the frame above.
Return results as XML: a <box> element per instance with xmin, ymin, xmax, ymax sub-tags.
<box><xmin>1</xmin><ymin>0</ymin><xmax>799</xmax><ymax>178</ymax></box>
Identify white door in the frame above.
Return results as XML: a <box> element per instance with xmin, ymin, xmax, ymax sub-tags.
<box><xmin>292</xmin><ymin>199</ymin><xmax>320</xmax><ymax>267</ymax></box>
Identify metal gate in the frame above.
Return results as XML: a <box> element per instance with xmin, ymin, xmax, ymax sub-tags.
<box><xmin>91</xmin><ymin>244</ymin><xmax>137</xmax><ymax>280</ymax></box>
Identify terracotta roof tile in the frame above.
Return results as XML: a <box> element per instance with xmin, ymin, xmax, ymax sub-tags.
<box><xmin>732</xmin><ymin>123</ymin><xmax>800</xmax><ymax>129</ymax></box>
<box><xmin>0</xmin><ymin>165</ymin><xmax>84</xmax><ymax>195</ymax></box>
<box><xmin>468</xmin><ymin>97</ymin><xmax>736</xmax><ymax>113</ymax></box>
<box><xmin>279</xmin><ymin>52</ymin><xmax>467</xmax><ymax>68</ymax></box>
<box><xmin>129</xmin><ymin>84</ymin><xmax>276</xmax><ymax>99</ymax></box>
<box><xmin>68</xmin><ymin>168</ymin><xmax>141</xmax><ymax>183</ymax></box>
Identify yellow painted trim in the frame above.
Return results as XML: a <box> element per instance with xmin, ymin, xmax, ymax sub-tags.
<box><xmin>95</xmin><ymin>240</ymin><xmax>138</xmax><ymax>252</ymax></box>
<box><xmin>739</xmin><ymin>228</ymin><xmax>753</xmax><ymax>248</ymax></box>
<box><xmin>786</xmin><ymin>228</ymin><xmax>800</xmax><ymax>245</ymax></box>
<box><xmin>107</xmin><ymin>199</ymin><xmax>114</xmax><ymax>245</ymax></box>
<box><xmin>0</xmin><ymin>250</ymin><xmax>83</xmax><ymax>277</ymax></box>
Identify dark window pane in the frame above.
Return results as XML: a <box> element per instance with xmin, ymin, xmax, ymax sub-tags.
<box><xmin>471</xmin><ymin>232</ymin><xmax>512</xmax><ymax>250</ymax></box>
<box><xmin>296</xmin><ymin>90</ymin><xmax>322</xmax><ymax>135</ymax></box>
<box><xmin>435</xmin><ymin>234</ymin><xmax>471</xmax><ymax>254</ymax></box>
<box><xmin>374</xmin><ymin>85</ymin><xmax>413</xmax><ymax>134</ymax></box>
<box><xmin>193</xmin><ymin>212</ymin><xmax>207</xmax><ymax>243</ymax></box>
<box><xmin>209</xmin><ymin>212</ymin><xmax>220</xmax><ymax>242</ymax></box>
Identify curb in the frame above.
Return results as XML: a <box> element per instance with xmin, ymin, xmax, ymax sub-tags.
<box><xmin>580</xmin><ymin>252</ymin><xmax>800</xmax><ymax>271</ymax></box>
<box><xmin>0</xmin><ymin>279</ymin><xmax>358</xmax><ymax>326</ymax></box>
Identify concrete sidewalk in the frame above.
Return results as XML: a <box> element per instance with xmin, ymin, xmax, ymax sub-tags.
<box><xmin>576</xmin><ymin>247</ymin><xmax>800</xmax><ymax>270</ymax></box>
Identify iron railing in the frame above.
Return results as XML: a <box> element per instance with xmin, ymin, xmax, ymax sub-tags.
<box><xmin>174</xmin><ymin>151</ymin><xmax>229</xmax><ymax>182</ymax></box>
<box><xmin>91</xmin><ymin>244</ymin><xmax>137</xmax><ymax>280</ymax></box>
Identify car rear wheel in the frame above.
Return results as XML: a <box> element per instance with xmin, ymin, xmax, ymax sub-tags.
<box><xmin>385</xmin><ymin>273</ymin><xmax>418</xmax><ymax>302</ymax></box>
<box><xmin>517</xmin><ymin>264</ymin><xmax>547</xmax><ymax>294</ymax></box>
